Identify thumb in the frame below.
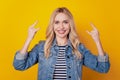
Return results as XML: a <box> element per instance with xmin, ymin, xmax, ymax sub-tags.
<box><xmin>86</xmin><ymin>30</ymin><xmax>91</xmax><ymax>35</ymax></box>
<box><xmin>35</xmin><ymin>27</ymin><xmax>40</xmax><ymax>32</ymax></box>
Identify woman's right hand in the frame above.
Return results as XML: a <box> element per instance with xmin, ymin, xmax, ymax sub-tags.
<box><xmin>19</xmin><ymin>21</ymin><xmax>40</xmax><ymax>54</ymax></box>
<box><xmin>27</xmin><ymin>21</ymin><xmax>40</xmax><ymax>40</ymax></box>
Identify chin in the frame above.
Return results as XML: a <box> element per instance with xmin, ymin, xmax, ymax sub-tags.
<box><xmin>57</xmin><ymin>34</ymin><xmax>68</xmax><ymax>38</ymax></box>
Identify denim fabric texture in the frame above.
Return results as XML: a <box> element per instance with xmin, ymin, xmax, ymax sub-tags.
<box><xmin>13</xmin><ymin>39</ymin><xmax>110</xmax><ymax>80</ymax></box>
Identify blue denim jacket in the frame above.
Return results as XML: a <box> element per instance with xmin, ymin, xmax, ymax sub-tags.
<box><xmin>13</xmin><ymin>39</ymin><xmax>110</xmax><ymax>80</ymax></box>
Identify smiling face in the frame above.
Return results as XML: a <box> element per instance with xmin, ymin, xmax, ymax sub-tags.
<box><xmin>53</xmin><ymin>13</ymin><xmax>70</xmax><ymax>39</ymax></box>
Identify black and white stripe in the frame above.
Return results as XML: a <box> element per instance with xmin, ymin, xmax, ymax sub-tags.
<box><xmin>53</xmin><ymin>46</ymin><xmax>67</xmax><ymax>80</ymax></box>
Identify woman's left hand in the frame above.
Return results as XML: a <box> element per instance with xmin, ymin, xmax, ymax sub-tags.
<box><xmin>86</xmin><ymin>23</ymin><xmax>100</xmax><ymax>42</ymax></box>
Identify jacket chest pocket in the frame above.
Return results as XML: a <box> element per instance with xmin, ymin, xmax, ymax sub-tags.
<box><xmin>77</xmin><ymin>58</ymin><xmax>83</xmax><ymax>66</ymax></box>
<box><xmin>73</xmin><ymin>55</ymin><xmax>83</xmax><ymax>66</ymax></box>
<box><xmin>38</xmin><ymin>52</ymin><xmax>46</xmax><ymax>64</ymax></box>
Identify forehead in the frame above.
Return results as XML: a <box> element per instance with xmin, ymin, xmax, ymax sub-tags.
<box><xmin>54</xmin><ymin>13</ymin><xmax>69</xmax><ymax>21</ymax></box>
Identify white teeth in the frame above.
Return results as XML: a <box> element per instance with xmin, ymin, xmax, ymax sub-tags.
<box><xmin>58</xmin><ymin>30</ymin><xmax>66</xmax><ymax>34</ymax></box>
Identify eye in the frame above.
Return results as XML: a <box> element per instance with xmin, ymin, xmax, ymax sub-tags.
<box><xmin>54</xmin><ymin>21</ymin><xmax>59</xmax><ymax>24</ymax></box>
<box><xmin>63</xmin><ymin>21</ymin><xmax>68</xmax><ymax>24</ymax></box>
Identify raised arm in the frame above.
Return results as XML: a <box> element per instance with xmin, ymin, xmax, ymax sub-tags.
<box><xmin>20</xmin><ymin>21</ymin><xmax>40</xmax><ymax>54</ymax></box>
<box><xmin>13</xmin><ymin>21</ymin><xmax>40</xmax><ymax>70</ymax></box>
<box><xmin>79</xmin><ymin>23</ymin><xmax>110</xmax><ymax>73</ymax></box>
<box><xmin>86</xmin><ymin>23</ymin><xmax>105</xmax><ymax>56</ymax></box>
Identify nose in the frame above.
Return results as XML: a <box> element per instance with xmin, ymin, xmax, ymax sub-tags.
<box><xmin>59</xmin><ymin>23</ymin><xmax>64</xmax><ymax>29</ymax></box>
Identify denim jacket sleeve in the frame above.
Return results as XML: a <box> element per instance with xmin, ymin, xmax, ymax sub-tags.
<box><xmin>78</xmin><ymin>43</ymin><xmax>110</xmax><ymax>73</ymax></box>
<box><xmin>13</xmin><ymin>41</ymin><xmax>45</xmax><ymax>71</ymax></box>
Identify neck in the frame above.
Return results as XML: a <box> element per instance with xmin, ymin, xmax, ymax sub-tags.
<box><xmin>56</xmin><ymin>37</ymin><xmax>68</xmax><ymax>46</ymax></box>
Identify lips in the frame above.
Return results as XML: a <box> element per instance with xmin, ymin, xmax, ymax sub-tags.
<box><xmin>57</xmin><ymin>30</ymin><xmax>66</xmax><ymax>34</ymax></box>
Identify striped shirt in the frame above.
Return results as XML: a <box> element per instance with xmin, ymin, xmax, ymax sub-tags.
<box><xmin>53</xmin><ymin>46</ymin><xmax>67</xmax><ymax>80</ymax></box>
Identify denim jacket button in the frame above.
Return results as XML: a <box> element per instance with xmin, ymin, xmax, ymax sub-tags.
<box><xmin>68</xmin><ymin>76</ymin><xmax>71</xmax><ymax>78</ymax></box>
<box><xmin>67</xmin><ymin>56</ymin><xmax>70</xmax><ymax>58</ymax></box>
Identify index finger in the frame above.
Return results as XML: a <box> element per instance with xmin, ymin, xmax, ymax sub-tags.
<box><xmin>31</xmin><ymin>20</ymin><xmax>38</xmax><ymax>28</ymax></box>
<box><xmin>90</xmin><ymin>22</ymin><xmax>97</xmax><ymax>30</ymax></box>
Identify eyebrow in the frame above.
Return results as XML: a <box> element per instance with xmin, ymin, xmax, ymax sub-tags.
<box><xmin>54</xmin><ymin>19</ymin><xmax>69</xmax><ymax>22</ymax></box>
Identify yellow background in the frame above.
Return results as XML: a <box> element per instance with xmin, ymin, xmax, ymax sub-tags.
<box><xmin>0</xmin><ymin>0</ymin><xmax>119</xmax><ymax>80</ymax></box>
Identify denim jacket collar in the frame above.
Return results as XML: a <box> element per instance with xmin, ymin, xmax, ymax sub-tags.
<box><xmin>52</xmin><ymin>38</ymin><xmax>73</xmax><ymax>49</ymax></box>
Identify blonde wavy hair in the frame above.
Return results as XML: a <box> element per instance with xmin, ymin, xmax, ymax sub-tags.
<box><xmin>44</xmin><ymin>7</ymin><xmax>82</xmax><ymax>59</ymax></box>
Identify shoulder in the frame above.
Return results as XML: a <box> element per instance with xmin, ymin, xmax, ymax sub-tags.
<box><xmin>78</xmin><ymin>43</ymin><xmax>88</xmax><ymax>55</ymax></box>
<box><xmin>38</xmin><ymin>40</ymin><xmax>46</xmax><ymax>48</ymax></box>
<box><xmin>78</xmin><ymin>43</ymin><xmax>85</xmax><ymax>51</ymax></box>
<box><xmin>38</xmin><ymin>40</ymin><xmax>45</xmax><ymax>46</ymax></box>
<box><xmin>33</xmin><ymin>40</ymin><xmax>45</xmax><ymax>50</ymax></box>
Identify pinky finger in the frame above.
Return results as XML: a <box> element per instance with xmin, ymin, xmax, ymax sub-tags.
<box><xmin>86</xmin><ymin>30</ymin><xmax>91</xmax><ymax>35</ymax></box>
<box><xmin>35</xmin><ymin>27</ymin><xmax>40</xmax><ymax>32</ymax></box>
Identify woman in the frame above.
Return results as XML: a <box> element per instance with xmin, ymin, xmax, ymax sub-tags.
<box><xmin>13</xmin><ymin>7</ymin><xmax>110</xmax><ymax>80</ymax></box>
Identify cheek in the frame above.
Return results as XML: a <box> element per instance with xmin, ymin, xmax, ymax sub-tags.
<box><xmin>65</xmin><ymin>27</ymin><xmax>70</xmax><ymax>35</ymax></box>
<box><xmin>66</xmin><ymin>26</ymin><xmax>70</xmax><ymax>31</ymax></box>
<box><xmin>53</xmin><ymin>24</ymin><xmax>58</xmax><ymax>30</ymax></box>
<box><xmin>53</xmin><ymin>25</ymin><xmax>56</xmax><ymax>31</ymax></box>
<box><xmin>53</xmin><ymin>26</ymin><xmax>57</xmax><ymax>34</ymax></box>
<box><xmin>64</xmin><ymin>23</ymin><xmax>70</xmax><ymax>29</ymax></box>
